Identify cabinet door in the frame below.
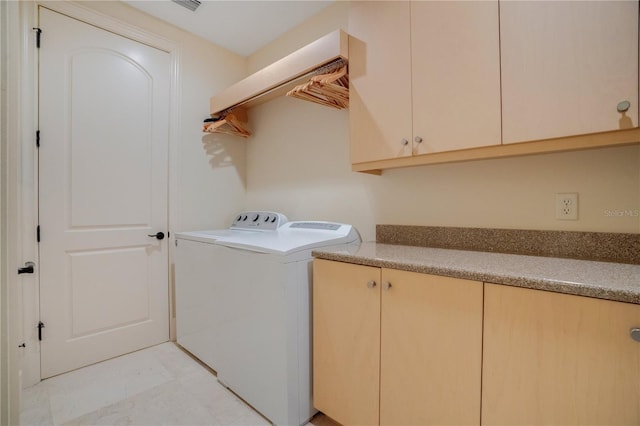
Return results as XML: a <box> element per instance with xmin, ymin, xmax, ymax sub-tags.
<box><xmin>380</xmin><ymin>269</ymin><xmax>483</xmax><ymax>425</ymax></box>
<box><xmin>313</xmin><ymin>259</ymin><xmax>381</xmax><ymax>425</ymax></box>
<box><xmin>349</xmin><ymin>1</ymin><xmax>413</xmax><ymax>164</ymax></box>
<box><xmin>483</xmin><ymin>284</ymin><xmax>640</xmax><ymax>425</ymax></box>
<box><xmin>411</xmin><ymin>1</ymin><xmax>501</xmax><ymax>154</ymax></box>
<box><xmin>501</xmin><ymin>1</ymin><xmax>639</xmax><ymax>144</ymax></box>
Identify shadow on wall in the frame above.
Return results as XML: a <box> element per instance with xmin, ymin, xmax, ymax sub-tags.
<box><xmin>201</xmin><ymin>133</ymin><xmax>243</xmax><ymax>169</ymax></box>
<box><xmin>619</xmin><ymin>113</ymin><xmax>633</xmax><ymax>129</ymax></box>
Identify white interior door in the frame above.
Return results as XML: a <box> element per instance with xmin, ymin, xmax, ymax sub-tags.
<box><xmin>38</xmin><ymin>7</ymin><xmax>170</xmax><ymax>378</ymax></box>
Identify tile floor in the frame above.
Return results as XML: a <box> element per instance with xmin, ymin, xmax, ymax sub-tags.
<box><xmin>19</xmin><ymin>342</ymin><xmax>334</xmax><ymax>426</ymax></box>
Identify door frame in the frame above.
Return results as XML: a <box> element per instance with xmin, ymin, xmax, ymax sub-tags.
<box><xmin>14</xmin><ymin>0</ymin><xmax>182</xmax><ymax>388</ymax></box>
<box><xmin>1</xmin><ymin>1</ymin><xmax>25</xmax><ymax>423</ymax></box>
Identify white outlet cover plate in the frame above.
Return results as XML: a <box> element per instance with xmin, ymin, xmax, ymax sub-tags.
<box><xmin>555</xmin><ymin>193</ymin><xmax>578</xmax><ymax>220</ymax></box>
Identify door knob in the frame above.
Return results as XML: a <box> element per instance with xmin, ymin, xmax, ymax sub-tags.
<box><xmin>630</xmin><ymin>328</ymin><xmax>640</xmax><ymax>342</ymax></box>
<box><xmin>366</xmin><ymin>281</ymin><xmax>377</xmax><ymax>289</ymax></box>
<box><xmin>617</xmin><ymin>100</ymin><xmax>631</xmax><ymax>113</ymax></box>
<box><xmin>148</xmin><ymin>232</ymin><xmax>165</xmax><ymax>240</ymax></box>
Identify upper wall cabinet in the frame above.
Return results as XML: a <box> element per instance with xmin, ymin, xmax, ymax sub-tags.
<box><xmin>348</xmin><ymin>2</ymin><xmax>413</xmax><ymax>164</ymax></box>
<box><xmin>348</xmin><ymin>1</ymin><xmax>640</xmax><ymax>174</ymax></box>
<box><xmin>411</xmin><ymin>1</ymin><xmax>501</xmax><ymax>154</ymax></box>
<box><xmin>349</xmin><ymin>1</ymin><xmax>501</xmax><ymax>165</ymax></box>
<box><xmin>501</xmin><ymin>1</ymin><xmax>639</xmax><ymax>144</ymax></box>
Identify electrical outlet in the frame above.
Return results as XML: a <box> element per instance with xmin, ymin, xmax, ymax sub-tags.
<box><xmin>555</xmin><ymin>193</ymin><xmax>578</xmax><ymax>220</ymax></box>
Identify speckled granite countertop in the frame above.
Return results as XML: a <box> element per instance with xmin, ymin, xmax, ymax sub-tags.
<box><xmin>312</xmin><ymin>242</ymin><xmax>640</xmax><ymax>304</ymax></box>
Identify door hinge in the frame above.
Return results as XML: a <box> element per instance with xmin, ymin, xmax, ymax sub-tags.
<box><xmin>37</xmin><ymin>225</ymin><xmax>40</xmax><ymax>243</ymax></box>
<box><xmin>36</xmin><ymin>130</ymin><xmax>40</xmax><ymax>148</ymax></box>
<box><xmin>18</xmin><ymin>261</ymin><xmax>35</xmax><ymax>275</ymax></box>
<box><xmin>32</xmin><ymin>28</ymin><xmax>42</xmax><ymax>49</ymax></box>
<box><xmin>37</xmin><ymin>321</ymin><xmax>45</xmax><ymax>341</ymax></box>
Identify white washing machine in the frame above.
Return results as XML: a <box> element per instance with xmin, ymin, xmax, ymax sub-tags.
<box><xmin>174</xmin><ymin>211</ymin><xmax>288</xmax><ymax>371</ymax></box>
<box><xmin>175</xmin><ymin>216</ymin><xmax>360</xmax><ymax>426</ymax></box>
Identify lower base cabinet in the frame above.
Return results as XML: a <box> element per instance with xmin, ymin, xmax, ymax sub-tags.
<box><xmin>313</xmin><ymin>260</ymin><xmax>380</xmax><ymax>425</ymax></box>
<box><xmin>313</xmin><ymin>259</ymin><xmax>483</xmax><ymax>425</ymax></box>
<box><xmin>482</xmin><ymin>284</ymin><xmax>640</xmax><ymax>425</ymax></box>
<box><xmin>313</xmin><ymin>260</ymin><xmax>640</xmax><ymax>425</ymax></box>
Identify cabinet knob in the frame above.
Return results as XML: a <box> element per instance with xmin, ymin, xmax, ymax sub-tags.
<box><xmin>630</xmin><ymin>328</ymin><xmax>640</xmax><ymax>342</ymax></box>
<box><xmin>383</xmin><ymin>282</ymin><xmax>392</xmax><ymax>291</ymax></box>
<box><xmin>401</xmin><ymin>139</ymin><xmax>409</xmax><ymax>146</ymax></box>
<box><xmin>414</xmin><ymin>136</ymin><xmax>423</xmax><ymax>144</ymax></box>
<box><xmin>366</xmin><ymin>281</ymin><xmax>376</xmax><ymax>289</ymax></box>
<box><xmin>617</xmin><ymin>100</ymin><xmax>631</xmax><ymax>113</ymax></box>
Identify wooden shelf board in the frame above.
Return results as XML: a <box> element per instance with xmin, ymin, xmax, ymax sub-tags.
<box><xmin>210</xmin><ymin>29</ymin><xmax>349</xmax><ymax>116</ymax></box>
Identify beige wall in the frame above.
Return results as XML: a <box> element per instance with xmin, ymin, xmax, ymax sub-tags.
<box><xmin>244</xmin><ymin>2</ymin><xmax>640</xmax><ymax>241</ymax></box>
<box><xmin>79</xmin><ymin>1</ymin><xmax>247</xmax><ymax>232</ymax></box>
<box><xmin>248</xmin><ymin>1</ymin><xmax>349</xmax><ymax>73</ymax></box>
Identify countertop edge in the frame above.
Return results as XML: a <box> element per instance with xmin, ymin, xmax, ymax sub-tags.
<box><xmin>312</xmin><ymin>249</ymin><xmax>640</xmax><ymax>305</ymax></box>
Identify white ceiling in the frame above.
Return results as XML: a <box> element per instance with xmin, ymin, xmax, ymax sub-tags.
<box><xmin>124</xmin><ymin>0</ymin><xmax>334</xmax><ymax>57</ymax></box>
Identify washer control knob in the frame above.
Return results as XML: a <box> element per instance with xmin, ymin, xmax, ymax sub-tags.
<box><xmin>252</xmin><ymin>214</ymin><xmax>260</xmax><ymax>222</ymax></box>
<box><xmin>264</xmin><ymin>215</ymin><xmax>271</xmax><ymax>222</ymax></box>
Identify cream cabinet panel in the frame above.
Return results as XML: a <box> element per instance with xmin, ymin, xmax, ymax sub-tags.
<box><xmin>313</xmin><ymin>259</ymin><xmax>483</xmax><ymax>425</ymax></box>
<box><xmin>349</xmin><ymin>1</ymin><xmax>413</xmax><ymax>164</ymax></box>
<box><xmin>411</xmin><ymin>1</ymin><xmax>501</xmax><ymax>154</ymax></box>
<box><xmin>380</xmin><ymin>269</ymin><xmax>482</xmax><ymax>426</ymax></box>
<box><xmin>501</xmin><ymin>1</ymin><xmax>639</xmax><ymax>144</ymax></box>
<box><xmin>312</xmin><ymin>259</ymin><xmax>381</xmax><ymax>426</ymax></box>
<box><xmin>483</xmin><ymin>284</ymin><xmax>640</xmax><ymax>425</ymax></box>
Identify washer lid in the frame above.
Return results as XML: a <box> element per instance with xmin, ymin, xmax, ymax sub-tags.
<box><xmin>216</xmin><ymin>221</ymin><xmax>361</xmax><ymax>255</ymax></box>
<box><xmin>176</xmin><ymin>228</ymin><xmax>272</xmax><ymax>244</ymax></box>
<box><xmin>174</xmin><ymin>229</ymin><xmax>257</xmax><ymax>244</ymax></box>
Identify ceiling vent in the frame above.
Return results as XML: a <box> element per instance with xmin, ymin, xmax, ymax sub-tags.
<box><xmin>171</xmin><ymin>0</ymin><xmax>201</xmax><ymax>12</ymax></box>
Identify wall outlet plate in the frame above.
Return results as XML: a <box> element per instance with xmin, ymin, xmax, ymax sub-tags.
<box><xmin>555</xmin><ymin>193</ymin><xmax>578</xmax><ymax>220</ymax></box>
